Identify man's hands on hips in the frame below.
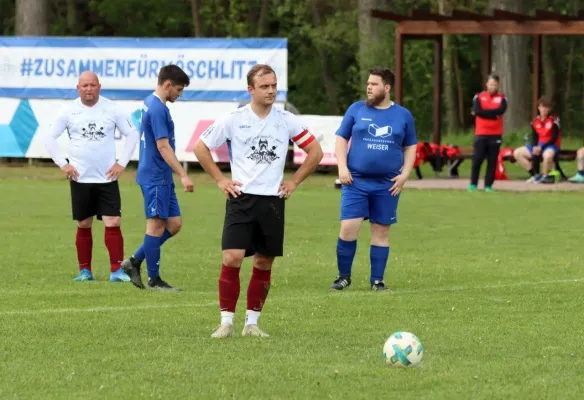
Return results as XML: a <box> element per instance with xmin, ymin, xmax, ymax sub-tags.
<box><xmin>62</xmin><ymin>164</ymin><xmax>80</xmax><ymax>181</ymax></box>
<box><xmin>106</xmin><ymin>163</ymin><xmax>125</xmax><ymax>181</ymax></box>
<box><xmin>338</xmin><ymin>166</ymin><xmax>353</xmax><ymax>185</ymax></box>
<box><xmin>279</xmin><ymin>180</ymin><xmax>297</xmax><ymax>199</ymax></box>
<box><xmin>217</xmin><ymin>178</ymin><xmax>242</xmax><ymax>199</ymax></box>
<box><xmin>389</xmin><ymin>173</ymin><xmax>407</xmax><ymax>196</ymax></box>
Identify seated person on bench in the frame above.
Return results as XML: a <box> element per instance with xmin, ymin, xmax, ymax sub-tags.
<box><xmin>513</xmin><ymin>96</ymin><xmax>560</xmax><ymax>184</ymax></box>
<box><xmin>568</xmin><ymin>147</ymin><xmax>584</xmax><ymax>183</ymax></box>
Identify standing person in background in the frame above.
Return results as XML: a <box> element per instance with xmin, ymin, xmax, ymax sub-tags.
<box><xmin>469</xmin><ymin>74</ymin><xmax>507</xmax><ymax>192</ymax></box>
<box><xmin>43</xmin><ymin>71</ymin><xmax>140</xmax><ymax>282</ymax></box>
<box><xmin>121</xmin><ymin>64</ymin><xmax>194</xmax><ymax>291</ymax></box>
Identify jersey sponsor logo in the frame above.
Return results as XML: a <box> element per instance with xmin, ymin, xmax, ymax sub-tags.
<box><xmin>239</xmin><ymin>124</ymin><xmax>251</xmax><ymax>129</ymax></box>
<box><xmin>247</xmin><ymin>135</ymin><xmax>283</xmax><ymax>165</ymax></box>
<box><xmin>368</xmin><ymin>123</ymin><xmax>392</xmax><ymax>138</ymax></box>
<box><xmin>367</xmin><ymin>143</ymin><xmax>389</xmax><ymax>150</ymax></box>
<box><xmin>81</xmin><ymin>121</ymin><xmax>106</xmax><ymax>141</ymax></box>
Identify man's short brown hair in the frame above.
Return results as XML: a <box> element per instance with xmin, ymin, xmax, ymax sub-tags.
<box><xmin>369</xmin><ymin>67</ymin><xmax>395</xmax><ymax>87</ymax></box>
<box><xmin>538</xmin><ymin>95</ymin><xmax>553</xmax><ymax>108</ymax></box>
<box><xmin>158</xmin><ymin>64</ymin><xmax>190</xmax><ymax>87</ymax></box>
<box><xmin>487</xmin><ymin>73</ymin><xmax>500</xmax><ymax>82</ymax></box>
<box><xmin>247</xmin><ymin>64</ymin><xmax>276</xmax><ymax>87</ymax></box>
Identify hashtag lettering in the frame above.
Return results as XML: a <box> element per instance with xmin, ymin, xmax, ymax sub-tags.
<box><xmin>20</xmin><ymin>58</ymin><xmax>32</xmax><ymax>76</ymax></box>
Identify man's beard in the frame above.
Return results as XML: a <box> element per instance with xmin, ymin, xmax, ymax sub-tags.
<box><xmin>80</xmin><ymin>95</ymin><xmax>98</xmax><ymax>106</ymax></box>
<box><xmin>366</xmin><ymin>92</ymin><xmax>385</xmax><ymax>106</ymax></box>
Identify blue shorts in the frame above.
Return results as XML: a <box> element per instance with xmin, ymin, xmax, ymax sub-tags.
<box><xmin>140</xmin><ymin>184</ymin><xmax>181</xmax><ymax>220</ymax></box>
<box><xmin>340</xmin><ymin>177</ymin><xmax>399</xmax><ymax>225</ymax></box>
<box><xmin>526</xmin><ymin>143</ymin><xmax>560</xmax><ymax>156</ymax></box>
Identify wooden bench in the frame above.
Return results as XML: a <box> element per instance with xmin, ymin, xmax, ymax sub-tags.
<box><xmin>417</xmin><ymin>145</ymin><xmax>578</xmax><ymax>179</ymax></box>
<box><xmin>456</xmin><ymin>146</ymin><xmax>577</xmax><ymax>162</ymax></box>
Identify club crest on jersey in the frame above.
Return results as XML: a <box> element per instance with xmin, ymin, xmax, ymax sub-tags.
<box><xmin>368</xmin><ymin>123</ymin><xmax>392</xmax><ymax>138</ymax></box>
<box><xmin>247</xmin><ymin>136</ymin><xmax>281</xmax><ymax>165</ymax></box>
<box><xmin>81</xmin><ymin>122</ymin><xmax>106</xmax><ymax>141</ymax></box>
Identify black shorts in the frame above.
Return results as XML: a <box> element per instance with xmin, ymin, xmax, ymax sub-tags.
<box><xmin>70</xmin><ymin>180</ymin><xmax>121</xmax><ymax>221</ymax></box>
<box><xmin>222</xmin><ymin>193</ymin><xmax>285</xmax><ymax>257</ymax></box>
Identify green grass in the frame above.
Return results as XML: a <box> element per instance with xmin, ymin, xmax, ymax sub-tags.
<box><xmin>1</xmin><ymin>166</ymin><xmax>584</xmax><ymax>399</ymax></box>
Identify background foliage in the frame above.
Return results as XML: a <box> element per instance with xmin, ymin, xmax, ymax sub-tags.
<box><xmin>3</xmin><ymin>0</ymin><xmax>584</xmax><ymax>143</ymax></box>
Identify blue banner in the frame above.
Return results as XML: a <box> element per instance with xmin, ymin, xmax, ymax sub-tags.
<box><xmin>0</xmin><ymin>37</ymin><xmax>288</xmax><ymax>101</ymax></box>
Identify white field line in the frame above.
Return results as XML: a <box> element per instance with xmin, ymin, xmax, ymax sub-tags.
<box><xmin>0</xmin><ymin>302</ymin><xmax>218</xmax><ymax>316</ymax></box>
<box><xmin>0</xmin><ymin>278</ymin><xmax>581</xmax><ymax>316</ymax></box>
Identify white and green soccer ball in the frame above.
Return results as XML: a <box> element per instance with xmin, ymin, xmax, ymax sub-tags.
<box><xmin>383</xmin><ymin>331</ymin><xmax>424</xmax><ymax>368</ymax></box>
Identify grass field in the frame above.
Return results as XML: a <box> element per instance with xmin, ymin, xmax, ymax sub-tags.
<box><xmin>1</xmin><ymin>165</ymin><xmax>583</xmax><ymax>399</ymax></box>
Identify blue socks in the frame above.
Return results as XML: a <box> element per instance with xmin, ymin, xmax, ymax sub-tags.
<box><xmin>370</xmin><ymin>245</ymin><xmax>390</xmax><ymax>284</ymax></box>
<box><xmin>143</xmin><ymin>234</ymin><xmax>162</xmax><ymax>278</ymax></box>
<box><xmin>134</xmin><ymin>229</ymin><xmax>172</xmax><ymax>262</ymax></box>
<box><xmin>337</xmin><ymin>238</ymin><xmax>357</xmax><ymax>277</ymax></box>
<box><xmin>337</xmin><ymin>238</ymin><xmax>391</xmax><ymax>283</ymax></box>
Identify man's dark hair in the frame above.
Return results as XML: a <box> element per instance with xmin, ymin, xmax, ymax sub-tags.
<box><xmin>158</xmin><ymin>64</ymin><xmax>190</xmax><ymax>87</ymax></box>
<box><xmin>247</xmin><ymin>64</ymin><xmax>276</xmax><ymax>87</ymax></box>
<box><xmin>369</xmin><ymin>67</ymin><xmax>395</xmax><ymax>87</ymax></box>
<box><xmin>538</xmin><ymin>95</ymin><xmax>553</xmax><ymax>108</ymax></box>
<box><xmin>487</xmin><ymin>73</ymin><xmax>500</xmax><ymax>82</ymax></box>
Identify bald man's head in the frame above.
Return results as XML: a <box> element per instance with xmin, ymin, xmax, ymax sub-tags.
<box><xmin>77</xmin><ymin>71</ymin><xmax>101</xmax><ymax>106</ymax></box>
<box><xmin>78</xmin><ymin>71</ymin><xmax>99</xmax><ymax>84</ymax></box>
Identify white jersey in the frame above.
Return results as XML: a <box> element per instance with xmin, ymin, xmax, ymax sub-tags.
<box><xmin>200</xmin><ymin>104</ymin><xmax>315</xmax><ymax>196</ymax></box>
<box><xmin>43</xmin><ymin>96</ymin><xmax>139</xmax><ymax>184</ymax></box>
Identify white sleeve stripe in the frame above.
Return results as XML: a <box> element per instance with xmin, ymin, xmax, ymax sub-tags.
<box><xmin>293</xmin><ymin>130</ymin><xmax>316</xmax><ymax>148</ymax></box>
<box><xmin>292</xmin><ymin>130</ymin><xmax>310</xmax><ymax>143</ymax></box>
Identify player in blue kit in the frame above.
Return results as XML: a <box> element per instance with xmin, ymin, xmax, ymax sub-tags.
<box><xmin>329</xmin><ymin>67</ymin><xmax>418</xmax><ymax>291</ymax></box>
<box><xmin>121</xmin><ymin>65</ymin><xmax>194</xmax><ymax>291</ymax></box>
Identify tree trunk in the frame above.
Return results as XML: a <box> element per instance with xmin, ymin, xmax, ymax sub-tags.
<box><xmin>541</xmin><ymin>37</ymin><xmax>557</xmax><ymax>105</ymax></box>
<box><xmin>453</xmin><ymin>49</ymin><xmax>466</xmax><ymax>128</ymax></box>
<box><xmin>563</xmin><ymin>1</ymin><xmax>580</xmax><ymax>131</ymax></box>
<box><xmin>191</xmin><ymin>0</ymin><xmax>203</xmax><ymax>37</ymax></box>
<box><xmin>66</xmin><ymin>0</ymin><xmax>77</xmax><ymax>34</ymax></box>
<box><xmin>489</xmin><ymin>0</ymin><xmax>531</xmax><ymax>132</ymax></box>
<box><xmin>358</xmin><ymin>0</ymin><xmax>380</xmax><ymax>87</ymax></box>
<box><xmin>311</xmin><ymin>0</ymin><xmax>339</xmax><ymax>114</ymax></box>
<box><xmin>256</xmin><ymin>0</ymin><xmax>269</xmax><ymax>37</ymax></box>
<box><xmin>563</xmin><ymin>39</ymin><xmax>575</xmax><ymax>130</ymax></box>
<box><xmin>438</xmin><ymin>0</ymin><xmax>460</xmax><ymax>133</ymax></box>
<box><xmin>15</xmin><ymin>0</ymin><xmax>48</xmax><ymax>35</ymax></box>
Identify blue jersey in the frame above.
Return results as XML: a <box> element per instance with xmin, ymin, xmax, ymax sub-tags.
<box><xmin>136</xmin><ymin>94</ymin><xmax>175</xmax><ymax>186</ymax></box>
<box><xmin>336</xmin><ymin>101</ymin><xmax>417</xmax><ymax>180</ymax></box>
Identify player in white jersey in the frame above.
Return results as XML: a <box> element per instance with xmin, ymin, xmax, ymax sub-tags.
<box><xmin>195</xmin><ymin>64</ymin><xmax>323</xmax><ymax>338</ymax></box>
<box><xmin>43</xmin><ymin>71</ymin><xmax>140</xmax><ymax>282</ymax></box>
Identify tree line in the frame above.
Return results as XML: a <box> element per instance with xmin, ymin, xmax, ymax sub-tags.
<box><xmin>1</xmin><ymin>0</ymin><xmax>583</xmax><ymax>140</ymax></box>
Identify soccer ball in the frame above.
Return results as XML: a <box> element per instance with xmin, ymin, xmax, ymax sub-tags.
<box><xmin>383</xmin><ymin>331</ymin><xmax>424</xmax><ymax>368</ymax></box>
